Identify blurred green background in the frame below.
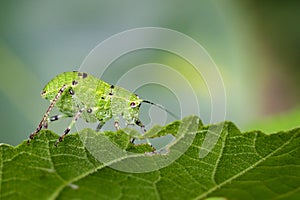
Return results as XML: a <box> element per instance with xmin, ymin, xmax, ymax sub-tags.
<box><xmin>1</xmin><ymin>0</ymin><xmax>300</xmax><ymax>145</ymax></box>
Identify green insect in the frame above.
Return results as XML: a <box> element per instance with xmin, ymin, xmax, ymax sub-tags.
<box><xmin>29</xmin><ymin>71</ymin><xmax>174</xmax><ymax>145</ymax></box>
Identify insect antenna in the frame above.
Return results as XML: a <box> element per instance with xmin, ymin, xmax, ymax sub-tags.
<box><xmin>142</xmin><ymin>100</ymin><xmax>179</xmax><ymax>119</ymax></box>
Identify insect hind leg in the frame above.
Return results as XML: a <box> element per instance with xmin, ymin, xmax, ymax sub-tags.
<box><xmin>55</xmin><ymin>108</ymin><xmax>84</xmax><ymax>146</ymax></box>
<box><xmin>28</xmin><ymin>84</ymin><xmax>68</xmax><ymax>143</ymax></box>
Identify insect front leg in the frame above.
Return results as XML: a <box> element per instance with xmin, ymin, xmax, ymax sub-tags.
<box><xmin>128</xmin><ymin>119</ymin><xmax>146</xmax><ymax>144</ymax></box>
<box><xmin>28</xmin><ymin>85</ymin><xmax>68</xmax><ymax>143</ymax></box>
<box><xmin>135</xmin><ymin>119</ymin><xmax>146</xmax><ymax>133</ymax></box>
<box><xmin>55</xmin><ymin>108</ymin><xmax>84</xmax><ymax>146</ymax></box>
<box><xmin>134</xmin><ymin>119</ymin><xmax>155</xmax><ymax>150</ymax></box>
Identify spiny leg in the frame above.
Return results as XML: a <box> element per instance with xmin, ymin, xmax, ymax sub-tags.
<box><xmin>28</xmin><ymin>85</ymin><xmax>68</xmax><ymax>143</ymax></box>
<box><xmin>55</xmin><ymin>108</ymin><xmax>84</xmax><ymax>146</ymax></box>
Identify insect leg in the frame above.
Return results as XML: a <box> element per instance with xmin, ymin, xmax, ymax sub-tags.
<box><xmin>96</xmin><ymin>120</ymin><xmax>105</xmax><ymax>132</ymax></box>
<box><xmin>135</xmin><ymin>119</ymin><xmax>146</xmax><ymax>133</ymax></box>
<box><xmin>49</xmin><ymin>114</ymin><xmax>68</xmax><ymax>122</ymax></box>
<box><xmin>135</xmin><ymin>119</ymin><xmax>155</xmax><ymax>149</ymax></box>
<box><xmin>55</xmin><ymin>108</ymin><xmax>84</xmax><ymax>146</ymax></box>
<box><xmin>130</xmin><ymin>138</ymin><xmax>136</xmax><ymax>143</ymax></box>
<box><xmin>28</xmin><ymin>85</ymin><xmax>68</xmax><ymax>142</ymax></box>
<box><xmin>129</xmin><ymin>119</ymin><xmax>146</xmax><ymax>144</ymax></box>
<box><xmin>44</xmin><ymin>114</ymin><xmax>69</xmax><ymax>128</ymax></box>
<box><xmin>114</xmin><ymin>121</ymin><xmax>120</xmax><ymax>130</ymax></box>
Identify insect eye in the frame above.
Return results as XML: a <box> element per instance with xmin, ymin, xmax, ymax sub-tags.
<box><xmin>130</xmin><ymin>102</ymin><xmax>137</xmax><ymax>108</ymax></box>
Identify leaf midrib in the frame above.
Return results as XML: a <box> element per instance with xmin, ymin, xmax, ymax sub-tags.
<box><xmin>211</xmin><ymin>123</ymin><xmax>229</xmax><ymax>185</ymax></box>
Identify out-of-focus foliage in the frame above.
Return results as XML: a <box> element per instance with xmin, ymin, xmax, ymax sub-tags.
<box><xmin>0</xmin><ymin>1</ymin><xmax>299</xmax><ymax>145</ymax></box>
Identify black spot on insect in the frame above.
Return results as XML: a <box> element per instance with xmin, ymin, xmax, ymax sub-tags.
<box><xmin>130</xmin><ymin>102</ymin><xmax>136</xmax><ymax>108</ymax></box>
<box><xmin>109</xmin><ymin>92</ymin><xmax>113</xmax><ymax>96</ymax></box>
<box><xmin>41</xmin><ymin>90</ymin><xmax>46</xmax><ymax>95</ymax></box>
<box><xmin>72</xmin><ymin>80</ymin><xmax>78</xmax><ymax>85</ymax></box>
<box><xmin>101</xmin><ymin>96</ymin><xmax>105</xmax><ymax>99</ymax></box>
<box><xmin>110</xmin><ymin>85</ymin><xmax>115</xmax><ymax>89</ymax></box>
<box><xmin>78</xmin><ymin>72</ymin><xmax>88</xmax><ymax>79</ymax></box>
<box><xmin>69</xmin><ymin>88</ymin><xmax>75</xmax><ymax>95</ymax></box>
<box><xmin>87</xmin><ymin>108</ymin><xmax>92</xmax><ymax>113</ymax></box>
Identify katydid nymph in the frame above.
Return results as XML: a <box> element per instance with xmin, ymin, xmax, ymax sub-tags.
<box><xmin>28</xmin><ymin>71</ymin><xmax>176</xmax><ymax>146</ymax></box>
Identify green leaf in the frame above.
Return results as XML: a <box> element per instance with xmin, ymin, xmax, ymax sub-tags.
<box><xmin>0</xmin><ymin>116</ymin><xmax>299</xmax><ymax>200</ymax></box>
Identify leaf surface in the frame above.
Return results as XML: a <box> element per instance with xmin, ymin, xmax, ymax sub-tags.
<box><xmin>0</xmin><ymin>116</ymin><xmax>299</xmax><ymax>200</ymax></box>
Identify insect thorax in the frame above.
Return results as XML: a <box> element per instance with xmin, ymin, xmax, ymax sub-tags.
<box><xmin>41</xmin><ymin>71</ymin><xmax>143</xmax><ymax>125</ymax></box>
